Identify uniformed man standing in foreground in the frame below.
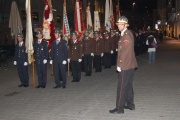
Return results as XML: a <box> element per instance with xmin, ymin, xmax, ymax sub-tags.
<box><xmin>34</xmin><ymin>31</ymin><xmax>48</xmax><ymax>88</ymax></box>
<box><xmin>14</xmin><ymin>33</ymin><xmax>29</xmax><ymax>87</ymax></box>
<box><xmin>109</xmin><ymin>16</ymin><xmax>138</xmax><ymax>114</ymax></box>
<box><xmin>50</xmin><ymin>30</ymin><xmax>68</xmax><ymax>88</ymax></box>
<box><xmin>68</xmin><ymin>32</ymin><xmax>83</xmax><ymax>82</ymax></box>
<box><xmin>82</xmin><ymin>30</ymin><xmax>94</xmax><ymax>76</ymax></box>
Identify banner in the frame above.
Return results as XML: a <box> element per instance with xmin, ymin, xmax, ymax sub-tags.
<box><xmin>25</xmin><ymin>0</ymin><xmax>34</xmax><ymax>64</ymax></box>
<box><xmin>105</xmin><ymin>0</ymin><xmax>111</xmax><ymax>32</ymax></box>
<box><xmin>94</xmin><ymin>11</ymin><xmax>101</xmax><ymax>31</ymax></box>
<box><xmin>63</xmin><ymin>0</ymin><xmax>70</xmax><ymax>39</ymax></box>
<box><xmin>42</xmin><ymin>0</ymin><xmax>55</xmax><ymax>49</ymax></box>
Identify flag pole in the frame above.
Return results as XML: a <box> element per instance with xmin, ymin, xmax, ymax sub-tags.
<box><xmin>31</xmin><ymin>55</ymin><xmax>36</xmax><ymax>88</ymax></box>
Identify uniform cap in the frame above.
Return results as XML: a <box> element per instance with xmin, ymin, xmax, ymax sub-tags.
<box><xmin>103</xmin><ymin>30</ymin><xmax>109</xmax><ymax>35</ymax></box>
<box><xmin>71</xmin><ymin>31</ymin><xmax>78</xmax><ymax>36</ymax></box>
<box><xmin>17</xmin><ymin>33</ymin><xmax>24</xmax><ymax>38</ymax></box>
<box><xmin>94</xmin><ymin>31</ymin><xmax>100</xmax><ymax>34</ymax></box>
<box><xmin>116</xmin><ymin>16</ymin><xmax>128</xmax><ymax>25</ymax></box>
<box><xmin>36</xmin><ymin>30</ymin><xmax>42</xmax><ymax>35</ymax></box>
<box><xmin>55</xmin><ymin>29</ymin><xmax>61</xmax><ymax>34</ymax></box>
<box><xmin>84</xmin><ymin>30</ymin><xmax>90</xmax><ymax>34</ymax></box>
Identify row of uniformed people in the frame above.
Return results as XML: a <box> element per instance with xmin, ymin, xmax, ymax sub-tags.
<box><xmin>14</xmin><ymin>29</ymin><xmax>120</xmax><ymax>89</ymax></box>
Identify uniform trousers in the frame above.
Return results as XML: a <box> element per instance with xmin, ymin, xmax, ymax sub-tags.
<box><xmin>35</xmin><ymin>62</ymin><xmax>47</xmax><ymax>86</ymax></box>
<box><xmin>94</xmin><ymin>55</ymin><xmax>102</xmax><ymax>72</ymax></box>
<box><xmin>17</xmin><ymin>63</ymin><xmax>29</xmax><ymax>86</ymax></box>
<box><xmin>53</xmin><ymin>62</ymin><xmax>67</xmax><ymax>87</ymax></box>
<box><xmin>83</xmin><ymin>54</ymin><xmax>92</xmax><ymax>75</ymax></box>
<box><xmin>116</xmin><ymin>69</ymin><xmax>135</xmax><ymax>111</ymax></box>
<box><xmin>104</xmin><ymin>53</ymin><xmax>111</xmax><ymax>68</ymax></box>
<box><xmin>111</xmin><ymin>49</ymin><xmax>117</xmax><ymax>66</ymax></box>
<box><xmin>70</xmin><ymin>60</ymin><xmax>81</xmax><ymax>82</ymax></box>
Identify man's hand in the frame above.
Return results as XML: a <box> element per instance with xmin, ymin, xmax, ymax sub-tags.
<box><xmin>78</xmin><ymin>59</ymin><xmax>82</xmax><ymax>62</ymax></box>
<box><xmin>14</xmin><ymin>61</ymin><xmax>17</xmax><ymax>65</ymax></box>
<box><xmin>101</xmin><ymin>53</ymin><xmax>104</xmax><ymax>57</ymax></box>
<box><xmin>50</xmin><ymin>60</ymin><xmax>53</xmax><ymax>65</ymax></box>
<box><xmin>24</xmin><ymin>62</ymin><xmax>28</xmax><ymax>66</ymax></box>
<box><xmin>62</xmin><ymin>60</ymin><xmax>67</xmax><ymax>65</ymax></box>
<box><xmin>43</xmin><ymin>59</ymin><xmax>47</xmax><ymax>64</ymax></box>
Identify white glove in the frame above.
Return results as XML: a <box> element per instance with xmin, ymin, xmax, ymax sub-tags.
<box><xmin>78</xmin><ymin>59</ymin><xmax>82</xmax><ymax>62</ymax></box>
<box><xmin>117</xmin><ymin>66</ymin><xmax>121</xmax><ymax>72</ymax></box>
<box><xmin>91</xmin><ymin>53</ymin><xmax>94</xmax><ymax>56</ymax></box>
<box><xmin>50</xmin><ymin>60</ymin><xmax>53</xmax><ymax>64</ymax></box>
<box><xmin>101</xmin><ymin>53</ymin><xmax>104</xmax><ymax>57</ymax></box>
<box><xmin>24</xmin><ymin>62</ymin><xmax>28</xmax><ymax>66</ymax></box>
<box><xmin>14</xmin><ymin>61</ymin><xmax>17</xmax><ymax>65</ymax></box>
<box><xmin>43</xmin><ymin>59</ymin><xmax>47</xmax><ymax>64</ymax></box>
<box><xmin>116</xmin><ymin>48</ymin><xmax>118</xmax><ymax>51</ymax></box>
<box><xmin>62</xmin><ymin>60</ymin><xmax>67</xmax><ymax>65</ymax></box>
<box><xmin>111</xmin><ymin>50</ymin><xmax>114</xmax><ymax>54</ymax></box>
<box><xmin>68</xmin><ymin>58</ymin><xmax>70</xmax><ymax>63</ymax></box>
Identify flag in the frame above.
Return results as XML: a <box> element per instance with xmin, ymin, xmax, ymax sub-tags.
<box><xmin>116</xmin><ymin>2</ymin><xmax>120</xmax><ymax>21</ymax></box>
<box><xmin>109</xmin><ymin>0</ymin><xmax>114</xmax><ymax>29</ymax></box>
<box><xmin>74</xmin><ymin>0</ymin><xmax>85</xmax><ymax>40</ymax></box>
<box><xmin>42</xmin><ymin>0</ymin><xmax>55</xmax><ymax>49</ymax></box>
<box><xmin>105</xmin><ymin>0</ymin><xmax>111</xmax><ymax>32</ymax></box>
<box><xmin>25</xmin><ymin>0</ymin><xmax>34</xmax><ymax>64</ymax></box>
<box><xmin>9</xmin><ymin>1</ymin><xmax>23</xmax><ymax>44</ymax></box>
<box><xmin>86</xmin><ymin>3</ymin><xmax>92</xmax><ymax>29</ymax></box>
<box><xmin>94</xmin><ymin>11</ymin><xmax>101</xmax><ymax>31</ymax></box>
<box><xmin>63</xmin><ymin>0</ymin><xmax>70</xmax><ymax>39</ymax></box>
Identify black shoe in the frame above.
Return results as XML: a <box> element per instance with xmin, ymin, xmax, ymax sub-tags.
<box><xmin>18</xmin><ymin>84</ymin><xmax>24</xmax><ymax>87</ymax></box>
<box><xmin>62</xmin><ymin>86</ymin><xmax>66</xmax><ymax>89</ymax></box>
<box><xmin>53</xmin><ymin>85</ymin><xmax>61</xmax><ymax>89</ymax></box>
<box><xmin>41</xmin><ymin>85</ymin><xmax>46</xmax><ymax>88</ymax></box>
<box><xmin>109</xmin><ymin>108</ymin><xmax>124</xmax><ymax>114</ymax></box>
<box><xmin>124</xmin><ymin>105</ymin><xmax>135</xmax><ymax>110</ymax></box>
<box><xmin>36</xmin><ymin>85</ymin><xmax>41</xmax><ymax>88</ymax></box>
<box><xmin>24</xmin><ymin>85</ymin><xmax>29</xmax><ymax>87</ymax></box>
<box><xmin>71</xmin><ymin>80</ymin><xmax>76</xmax><ymax>82</ymax></box>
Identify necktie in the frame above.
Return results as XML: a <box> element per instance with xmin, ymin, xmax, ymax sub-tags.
<box><xmin>38</xmin><ymin>40</ymin><xmax>41</xmax><ymax>44</ymax></box>
<box><xmin>19</xmin><ymin>43</ymin><xmax>21</xmax><ymax>47</ymax></box>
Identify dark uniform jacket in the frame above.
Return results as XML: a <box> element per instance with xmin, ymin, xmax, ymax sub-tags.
<box><xmin>34</xmin><ymin>39</ymin><xmax>48</xmax><ymax>64</ymax></box>
<box><xmin>15</xmin><ymin>42</ymin><xmax>28</xmax><ymax>64</ymax></box>
<box><xmin>117</xmin><ymin>29</ymin><xmax>138</xmax><ymax>70</ymax></box>
<box><xmin>82</xmin><ymin>37</ymin><xmax>93</xmax><ymax>55</ymax></box>
<box><xmin>68</xmin><ymin>39</ymin><xmax>83</xmax><ymax>61</ymax></box>
<box><xmin>110</xmin><ymin>35</ymin><xmax>117</xmax><ymax>50</ymax></box>
<box><xmin>104</xmin><ymin>37</ymin><xmax>112</xmax><ymax>53</ymax></box>
<box><xmin>50</xmin><ymin>39</ymin><xmax>68</xmax><ymax>63</ymax></box>
<box><xmin>92</xmin><ymin>38</ymin><xmax>104</xmax><ymax>55</ymax></box>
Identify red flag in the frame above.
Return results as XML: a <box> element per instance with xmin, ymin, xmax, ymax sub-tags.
<box><xmin>42</xmin><ymin>0</ymin><xmax>55</xmax><ymax>49</ymax></box>
<box><xmin>74</xmin><ymin>0</ymin><xmax>85</xmax><ymax>40</ymax></box>
<box><xmin>116</xmin><ymin>2</ymin><xmax>120</xmax><ymax>22</ymax></box>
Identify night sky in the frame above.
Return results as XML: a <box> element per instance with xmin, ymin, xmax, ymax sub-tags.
<box><xmin>119</xmin><ymin>0</ymin><xmax>157</xmax><ymax>13</ymax></box>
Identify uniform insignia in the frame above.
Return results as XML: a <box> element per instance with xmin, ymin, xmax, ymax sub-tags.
<box><xmin>124</xmin><ymin>40</ymin><xmax>129</xmax><ymax>46</ymax></box>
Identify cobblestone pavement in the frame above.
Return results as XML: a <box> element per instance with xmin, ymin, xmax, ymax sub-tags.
<box><xmin>0</xmin><ymin>38</ymin><xmax>180</xmax><ymax>120</ymax></box>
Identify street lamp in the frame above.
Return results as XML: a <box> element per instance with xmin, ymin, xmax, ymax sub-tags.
<box><xmin>133</xmin><ymin>2</ymin><xmax>135</xmax><ymax>31</ymax></box>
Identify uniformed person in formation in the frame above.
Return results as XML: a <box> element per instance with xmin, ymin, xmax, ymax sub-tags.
<box><xmin>109</xmin><ymin>16</ymin><xmax>138</xmax><ymax>114</ymax></box>
<box><xmin>103</xmin><ymin>30</ymin><xmax>113</xmax><ymax>68</ymax></box>
<box><xmin>34</xmin><ymin>31</ymin><xmax>48</xmax><ymax>88</ymax></box>
<box><xmin>92</xmin><ymin>31</ymin><xmax>104</xmax><ymax>72</ymax></box>
<box><xmin>50</xmin><ymin>30</ymin><xmax>68</xmax><ymax>88</ymax></box>
<box><xmin>68</xmin><ymin>32</ymin><xmax>83</xmax><ymax>82</ymax></box>
<box><xmin>14</xmin><ymin>33</ymin><xmax>29</xmax><ymax>87</ymax></box>
<box><xmin>110</xmin><ymin>29</ymin><xmax>117</xmax><ymax>66</ymax></box>
<box><xmin>82</xmin><ymin>30</ymin><xmax>94</xmax><ymax>76</ymax></box>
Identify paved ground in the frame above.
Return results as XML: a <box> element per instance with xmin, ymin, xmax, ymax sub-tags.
<box><xmin>0</xmin><ymin>37</ymin><xmax>180</xmax><ymax>120</ymax></box>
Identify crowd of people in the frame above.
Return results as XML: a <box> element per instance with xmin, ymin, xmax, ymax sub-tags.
<box><xmin>13</xmin><ymin>15</ymin><xmax>159</xmax><ymax>114</ymax></box>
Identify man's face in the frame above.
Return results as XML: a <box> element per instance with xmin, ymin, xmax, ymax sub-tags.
<box><xmin>72</xmin><ymin>35</ymin><xmax>77</xmax><ymax>40</ymax></box>
<box><xmin>36</xmin><ymin>34</ymin><xmax>43</xmax><ymax>39</ymax></box>
<box><xmin>94</xmin><ymin>34</ymin><xmax>99</xmax><ymax>38</ymax></box>
<box><xmin>17</xmin><ymin>36</ymin><xmax>23</xmax><ymax>42</ymax></box>
<box><xmin>117</xmin><ymin>23</ymin><xmax>125</xmax><ymax>31</ymax></box>
<box><xmin>55</xmin><ymin>33</ymin><xmax>60</xmax><ymax>39</ymax></box>
<box><xmin>85</xmin><ymin>33</ymin><xmax>89</xmax><ymax>37</ymax></box>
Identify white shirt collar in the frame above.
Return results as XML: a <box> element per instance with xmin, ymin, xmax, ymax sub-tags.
<box><xmin>121</xmin><ymin>28</ymin><xmax>127</xmax><ymax>36</ymax></box>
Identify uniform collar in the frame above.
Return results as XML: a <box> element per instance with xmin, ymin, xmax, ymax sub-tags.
<box><xmin>121</xmin><ymin>28</ymin><xmax>127</xmax><ymax>36</ymax></box>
